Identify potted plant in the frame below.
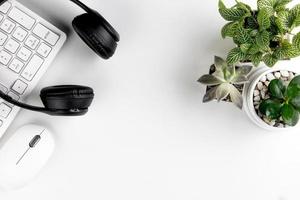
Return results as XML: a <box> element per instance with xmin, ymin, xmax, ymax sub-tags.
<box><xmin>243</xmin><ymin>65</ymin><xmax>300</xmax><ymax>130</ymax></box>
<box><xmin>219</xmin><ymin>0</ymin><xmax>300</xmax><ymax>67</ymax></box>
<box><xmin>198</xmin><ymin>0</ymin><xmax>300</xmax><ymax>130</ymax></box>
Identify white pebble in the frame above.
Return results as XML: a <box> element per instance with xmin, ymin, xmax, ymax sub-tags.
<box><xmin>269</xmin><ymin>120</ymin><xmax>276</xmax><ymax>126</ymax></box>
<box><xmin>262</xmin><ymin>86</ymin><xmax>268</xmax><ymax>92</ymax></box>
<box><xmin>274</xmin><ymin>72</ymin><xmax>281</xmax><ymax>78</ymax></box>
<box><xmin>267</xmin><ymin>73</ymin><xmax>275</xmax><ymax>81</ymax></box>
<box><xmin>254</xmin><ymin>90</ymin><xmax>260</xmax><ymax>96</ymax></box>
<box><xmin>254</xmin><ymin>96</ymin><xmax>261</xmax><ymax>101</ymax></box>
<box><xmin>265</xmin><ymin>81</ymin><xmax>270</xmax><ymax>86</ymax></box>
<box><xmin>260</xmin><ymin>75</ymin><xmax>267</xmax><ymax>82</ymax></box>
<box><xmin>257</xmin><ymin>82</ymin><xmax>264</xmax><ymax>90</ymax></box>
<box><xmin>261</xmin><ymin>91</ymin><xmax>266</xmax><ymax>99</ymax></box>
<box><xmin>254</xmin><ymin>101</ymin><xmax>259</xmax><ymax>106</ymax></box>
<box><xmin>280</xmin><ymin>70</ymin><xmax>289</xmax><ymax>77</ymax></box>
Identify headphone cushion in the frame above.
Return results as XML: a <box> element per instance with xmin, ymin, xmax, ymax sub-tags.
<box><xmin>40</xmin><ymin>85</ymin><xmax>94</xmax><ymax>110</ymax></box>
<box><xmin>72</xmin><ymin>13</ymin><xmax>117</xmax><ymax>59</ymax></box>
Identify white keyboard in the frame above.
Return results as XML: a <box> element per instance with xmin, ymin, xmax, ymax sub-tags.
<box><xmin>0</xmin><ymin>0</ymin><xmax>66</xmax><ymax>138</ymax></box>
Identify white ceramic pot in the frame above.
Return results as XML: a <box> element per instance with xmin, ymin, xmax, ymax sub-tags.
<box><xmin>243</xmin><ymin>60</ymin><xmax>300</xmax><ymax>131</ymax></box>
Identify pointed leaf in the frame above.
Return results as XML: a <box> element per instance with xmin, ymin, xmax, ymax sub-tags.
<box><xmin>215</xmin><ymin>83</ymin><xmax>231</xmax><ymax>101</ymax></box>
<box><xmin>214</xmin><ymin>56</ymin><xmax>227</xmax><ymax>71</ymax></box>
<box><xmin>219</xmin><ymin>7</ymin><xmax>246</xmax><ymax>21</ymax></box>
<box><xmin>203</xmin><ymin>87</ymin><xmax>218</xmax><ymax>103</ymax></box>
<box><xmin>228</xmin><ymin>84</ymin><xmax>243</xmax><ymax>109</ymax></box>
<box><xmin>258</xmin><ymin>0</ymin><xmax>275</xmax><ymax>16</ymax></box>
<box><xmin>231</xmin><ymin>75</ymin><xmax>248</xmax><ymax>84</ymax></box>
<box><xmin>293</xmin><ymin>32</ymin><xmax>300</xmax><ymax>50</ymax></box>
<box><xmin>240</xmin><ymin>43</ymin><xmax>252</xmax><ymax>53</ymax></box>
<box><xmin>235</xmin><ymin>25</ymin><xmax>252</xmax><ymax>44</ymax></box>
<box><xmin>250</xmin><ymin>52</ymin><xmax>263</xmax><ymax>66</ymax></box>
<box><xmin>198</xmin><ymin>74</ymin><xmax>224</xmax><ymax>86</ymax></box>
<box><xmin>236</xmin><ymin>65</ymin><xmax>253</xmax><ymax>76</ymax></box>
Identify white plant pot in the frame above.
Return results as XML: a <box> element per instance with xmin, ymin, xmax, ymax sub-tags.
<box><xmin>242</xmin><ymin>60</ymin><xmax>300</xmax><ymax>131</ymax></box>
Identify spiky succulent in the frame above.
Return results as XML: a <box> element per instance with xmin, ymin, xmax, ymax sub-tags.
<box><xmin>259</xmin><ymin>75</ymin><xmax>300</xmax><ymax>126</ymax></box>
<box><xmin>219</xmin><ymin>0</ymin><xmax>300</xmax><ymax>67</ymax></box>
<box><xmin>198</xmin><ymin>56</ymin><xmax>253</xmax><ymax>109</ymax></box>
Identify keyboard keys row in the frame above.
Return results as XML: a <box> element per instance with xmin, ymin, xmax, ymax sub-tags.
<box><xmin>8</xmin><ymin>7</ymin><xmax>35</xmax><ymax>30</ymax></box>
<box><xmin>33</xmin><ymin>23</ymin><xmax>59</xmax><ymax>46</ymax></box>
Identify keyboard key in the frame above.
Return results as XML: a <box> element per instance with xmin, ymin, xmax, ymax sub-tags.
<box><xmin>0</xmin><ymin>84</ymin><xmax>8</xmax><ymax>94</ymax></box>
<box><xmin>0</xmin><ymin>19</ymin><xmax>15</xmax><ymax>33</ymax></box>
<box><xmin>0</xmin><ymin>31</ymin><xmax>7</xmax><ymax>45</ymax></box>
<box><xmin>33</xmin><ymin>23</ymin><xmax>59</xmax><ymax>45</ymax></box>
<box><xmin>0</xmin><ymin>2</ymin><xmax>11</xmax><ymax>14</ymax></box>
<box><xmin>9</xmin><ymin>59</ymin><xmax>24</xmax><ymax>73</ymax></box>
<box><xmin>37</xmin><ymin>43</ymin><xmax>52</xmax><ymax>57</ymax></box>
<box><xmin>8</xmin><ymin>91</ymin><xmax>19</xmax><ymax>101</ymax></box>
<box><xmin>21</xmin><ymin>55</ymin><xmax>43</xmax><ymax>81</ymax></box>
<box><xmin>8</xmin><ymin>7</ymin><xmax>35</xmax><ymax>30</ymax></box>
<box><xmin>5</xmin><ymin>38</ymin><xmax>20</xmax><ymax>53</ymax></box>
<box><xmin>17</xmin><ymin>47</ymin><xmax>31</xmax><ymax>61</ymax></box>
<box><xmin>0</xmin><ymin>50</ymin><xmax>12</xmax><ymax>65</ymax></box>
<box><xmin>11</xmin><ymin>79</ymin><xmax>27</xmax><ymax>95</ymax></box>
<box><xmin>25</xmin><ymin>35</ymin><xmax>39</xmax><ymax>50</ymax></box>
<box><xmin>0</xmin><ymin>103</ymin><xmax>11</xmax><ymax>118</ymax></box>
<box><xmin>13</xmin><ymin>27</ymin><xmax>27</xmax><ymax>42</ymax></box>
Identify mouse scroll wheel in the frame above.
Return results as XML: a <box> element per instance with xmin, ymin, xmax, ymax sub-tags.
<box><xmin>29</xmin><ymin>135</ymin><xmax>41</xmax><ymax>148</ymax></box>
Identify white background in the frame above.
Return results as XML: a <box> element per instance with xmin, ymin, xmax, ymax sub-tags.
<box><xmin>1</xmin><ymin>0</ymin><xmax>300</xmax><ymax>199</ymax></box>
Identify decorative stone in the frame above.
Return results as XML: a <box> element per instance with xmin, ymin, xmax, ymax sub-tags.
<box><xmin>261</xmin><ymin>91</ymin><xmax>266</xmax><ymax>99</ymax></box>
<box><xmin>280</xmin><ymin>70</ymin><xmax>289</xmax><ymax>77</ymax></box>
<box><xmin>265</xmin><ymin>81</ymin><xmax>270</xmax><ymax>86</ymax></box>
<box><xmin>257</xmin><ymin>82</ymin><xmax>263</xmax><ymax>90</ymax></box>
<box><xmin>254</xmin><ymin>90</ymin><xmax>260</xmax><ymax>96</ymax></box>
<box><xmin>254</xmin><ymin>96</ymin><xmax>261</xmax><ymax>102</ymax></box>
<box><xmin>260</xmin><ymin>75</ymin><xmax>267</xmax><ymax>82</ymax></box>
<box><xmin>274</xmin><ymin>72</ymin><xmax>281</xmax><ymax>79</ymax></box>
<box><xmin>267</xmin><ymin>73</ymin><xmax>275</xmax><ymax>81</ymax></box>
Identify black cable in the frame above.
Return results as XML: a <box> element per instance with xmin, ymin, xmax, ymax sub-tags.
<box><xmin>69</xmin><ymin>0</ymin><xmax>93</xmax><ymax>13</ymax></box>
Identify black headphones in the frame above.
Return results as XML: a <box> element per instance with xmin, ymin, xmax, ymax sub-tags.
<box><xmin>0</xmin><ymin>0</ymin><xmax>120</xmax><ymax>116</ymax></box>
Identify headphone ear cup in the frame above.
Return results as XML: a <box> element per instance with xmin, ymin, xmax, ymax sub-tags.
<box><xmin>72</xmin><ymin>13</ymin><xmax>118</xmax><ymax>59</ymax></box>
<box><xmin>40</xmin><ymin>85</ymin><xmax>94</xmax><ymax>111</ymax></box>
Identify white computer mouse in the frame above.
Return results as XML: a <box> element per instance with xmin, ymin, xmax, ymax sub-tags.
<box><xmin>0</xmin><ymin>124</ymin><xmax>55</xmax><ymax>190</ymax></box>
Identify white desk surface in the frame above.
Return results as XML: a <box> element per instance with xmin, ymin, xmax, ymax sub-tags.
<box><xmin>1</xmin><ymin>0</ymin><xmax>300</xmax><ymax>199</ymax></box>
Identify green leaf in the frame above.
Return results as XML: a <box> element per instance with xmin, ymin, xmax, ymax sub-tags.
<box><xmin>235</xmin><ymin>25</ymin><xmax>252</xmax><ymax>44</ymax></box>
<box><xmin>289</xmin><ymin>86</ymin><xmax>300</xmax><ymax>110</ymax></box>
<box><xmin>248</xmin><ymin>44</ymin><xmax>261</xmax><ymax>55</ymax></box>
<box><xmin>257</xmin><ymin>9</ymin><xmax>271</xmax><ymax>30</ymax></box>
<box><xmin>226</xmin><ymin>47</ymin><xmax>245</xmax><ymax>65</ymax></box>
<box><xmin>218</xmin><ymin>0</ymin><xmax>226</xmax><ymax>10</ymax></box>
<box><xmin>259</xmin><ymin>99</ymin><xmax>282</xmax><ymax>120</ymax></box>
<box><xmin>289</xmin><ymin>75</ymin><xmax>300</xmax><ymax>86</ymax></box>
<box><xmin>281</xmin><ymin>104</ymin><xmax>299</xmax><ymax>126</ymax></box>
<box><xmin>231</xmin><ymin>75</ymin><xmax>248</xmax><ymax>84</ymax></box>
<box><xmin>219</xmin><ymin>7</ymin><xmax>246</xmax><ymax>21</ymax></box>
<box><xmin>275</xmin><ymin>10</ymin><xmax>291</xmax><ymax>32</ymax></box>
<box><xmin>274</xmin><ymin>0</ymin><xmax>292</xmax><ymax>12</ymax></box>
<box><xmin>203</xmin><ymin>87</ymin><xmax>218</xmax><ymax>103</ymax></box>
<box><xmin>268</xmin><ymin>79</ymin><xmax>286</xmax><ymax>99</ymax></box>
<box><xmin>221</xmin><ymin>22</ymin><xmax>238</xmax><ymax>38</ymax></box>
<box><xmin>256</xmin><ymin>30</ymin><xmax>270</xmax><ymax>50</ymax></box>
<box><xmin>250</xmin><ymin>52</ymin><xmax>263</xmax><ymax>66</ymax></box>
<box><xmin>274</xmin><ymin>40</ymin><xmax>300</xmax><ymax>59</ymax></box>
<box><xmin>258</xmin><ymin>0</ymin><xmax>275</xmax><ymax>16</ymax></box>
<box><xmin>290</xmin><ymin>4</ymin><xmax>300</xmax><ymax>27</ymax></box>
<box><xmin>263</xmin><ymin>53</ymin><xmax>278</xmax><ymax>67</ymax></box>
<box><xmin>236</xmin><ymin>1</ymin><xmax>252</xmax><ymax>12</ymax></box>
<box><xmin>240</xmin><ymin>43</ymin><xmax>252</xmax><ymax>53</ymax></box>
<box><xmin>198</xmin><ymin>75</ymin><xmax>224</xmax><ymax>86</ymax></box>
<box><xmin>293</xmin><ymin>32</ymin><xmax>300</xmax><ymax>50</ymax></box>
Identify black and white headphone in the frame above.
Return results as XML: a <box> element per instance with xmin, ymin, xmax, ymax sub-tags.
<box><xmin>0</xmin><ymin>0</ymin><xmax>120</xmax><ymax>116</ymax></box>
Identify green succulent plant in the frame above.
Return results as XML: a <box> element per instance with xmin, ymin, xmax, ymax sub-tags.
<box><xmin>198</xmin><ymin>56</ymin><xmax>253</xmax><ymax>109</ymax></box>
<box><xmin>259</xmin><ymin>75</ymin><xmax>300</xmax><ymax>126</ymax></box>
<box><xmin>219</xmin><ymin>0</ymin><xmax>300</xmax><ymax>67</ymax></box>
